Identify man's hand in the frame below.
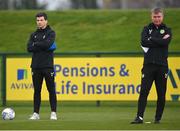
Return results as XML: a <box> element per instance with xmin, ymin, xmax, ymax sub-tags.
<box><xmin>163</xmin><ymin>34</ymin><xmax>170</xmax><ymax>39</ymax></box>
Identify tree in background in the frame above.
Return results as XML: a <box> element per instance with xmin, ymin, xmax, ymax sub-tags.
<box><xmin>0</xmin><ymin>0</ymin><xmax>37</xmax><ymax>10</ymax></box>
<box><xmin>71</xmin><ymin>0</ymin><xmax>98</xmax><ymax>9</ymax></box>
<box><xmin>101</xmin><ymin>0</ymin><xmax>180</xmax><ymax>9</ymax></box>
<box><xmin>1</xmin><ymin>0</ymin><xmax>180</xmax><ymax>10</ymax></box>
<box><xmin>0</xmin><ymin>0</ymin><xmax>8</xmax><ymax>9</ymax></box>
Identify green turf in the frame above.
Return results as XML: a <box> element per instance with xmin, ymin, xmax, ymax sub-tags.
<box><xmin>0</xmin><ymin>9</ymin><xmax>180</xmax><ymax>53</ymax></box>
<box><xmin>0</xmin><ymin>101</ymin><xmax>180</xmax><ymax>130</ymax></box>
<box><xmin>0</xmin><ymin>57</ymin><xmax>1</xmax><ymax>105</ymax></box>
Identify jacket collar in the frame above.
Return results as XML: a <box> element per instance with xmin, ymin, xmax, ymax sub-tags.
<box><xmin>36</xmin><ymin>25</ymin><xmax>50</xmax><ymax>32</ymax></box>
<box><xmin>148</xmin><ymin>23</ymin><xmax>166</xmax><ymax>29</ymax></box>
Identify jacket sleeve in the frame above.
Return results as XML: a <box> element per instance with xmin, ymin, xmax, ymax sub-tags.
<box><xmin>151</xmin><ymin>28</ymin><xmax>172</xmax><ymax>46</ymax></box>
<box><xmin>27</xmin><ymin>33</ymin><xmax>41</xmax><ymax>52</ymax></box>
<box><xmin>34</xmin><ymin>31</ymin><xmax>56</xmax><ymax>50</ymax></box>
<box><xmin>141</xmin><ymin>27</ymin><xmax>160</xmax><ymax>48</ymax></box>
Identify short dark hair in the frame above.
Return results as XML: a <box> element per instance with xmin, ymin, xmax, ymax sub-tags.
<box><xmin>151</xmin><ymin>7</ymin><xmax>164</xmax><ymax>14</ymax></box>
<box><xmin>36</xmin><ymin>12</ymin><xmax>48</xmax><ymax>20</ymax></box>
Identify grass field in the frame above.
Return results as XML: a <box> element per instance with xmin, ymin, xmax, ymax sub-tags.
<box><xmin>0</xmin><ymin>101</ymin><xmax>180</xmax><ymax>130</ymax></box>
<box><xmin>0</xmin><ymin>9</ymin><xmax>180</xmax><ymax>53</ymax></box>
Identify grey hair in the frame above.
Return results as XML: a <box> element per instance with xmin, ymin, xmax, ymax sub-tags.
<box><xmin>151</xmin><ymin>7</ymin><xmax>164</xmax><ymax>14</ymax></box>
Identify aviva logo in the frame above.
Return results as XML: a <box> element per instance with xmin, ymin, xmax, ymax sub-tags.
<box><xmin>17</xmin><ymin>69</ymin><xmax>28</xmax><ymax>80</ymax></box>
<box><xmin>168</xmin><ymin>69</ymin><xmax>180</xmax><ymax>101</ymax></box>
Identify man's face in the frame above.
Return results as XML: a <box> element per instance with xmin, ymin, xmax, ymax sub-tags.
<box><xmin>36</xmin><ymin>16</ymin><xmax>47</xmax><ymax>29</ymax></box>
<box><xmin>151</xmin><ymin>12</ymin><xmax>164</xmax><ymax>26</ymax></box>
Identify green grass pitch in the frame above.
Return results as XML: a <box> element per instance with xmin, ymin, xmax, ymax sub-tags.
<box><xmin>0</xmin><ymin>101</ymin><xmax>179</xmax><ymax>130</ymax></box>
<box><xmin>0</xmin><ymin>9</ymin><xmax>180</xmax><ymax>53</ymax></box>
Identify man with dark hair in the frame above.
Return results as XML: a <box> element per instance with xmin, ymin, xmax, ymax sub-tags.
<box><xmin>131</xmin><ymin>8</ymin><xmax>172</xmax><ymax>124</ymax></box>
<box><xmin>36</xmin><ymin>12</ymin><xmax>48</xmax><ymax>20</ymax></box>
<box><xmin>27</xmin><ymin>12</ymin><xmax>57</xmax><ymax>120</ymax></box>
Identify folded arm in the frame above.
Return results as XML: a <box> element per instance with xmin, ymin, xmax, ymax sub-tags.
<box><xmin>141</xmin><ymin>27</ymin><xmax>160</xmax><ymax>48</ymax></box>
<box><xmin>27</xmin><ymin>33</ymin><xmax>41</xmax><ymax>52</ymax></box>
<box><xmin>151</xmin><ymin>29</ymin><xmax>172</xmax><ymax>46</ymax></box>
<box><xmin>34</xmin><ymin>31</ymin><xmax>56</xmax><ymax>50</ymax></box>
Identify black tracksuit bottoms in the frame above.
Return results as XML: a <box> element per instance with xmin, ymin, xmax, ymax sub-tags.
<box><xmin>32</xmin><ymin>68</ymin><xmax>57</xmax><ymax>113</ymax></box>
<box><xmin>137</xmin><ymin>63</ymin><xmax>168</xmax><ymax>121</ymax></box>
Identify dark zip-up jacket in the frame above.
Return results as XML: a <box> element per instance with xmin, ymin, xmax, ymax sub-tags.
<box><xmin>141</xmin><ymin>23</ymin><xmax>172</xmax><ymax>66</ymax></box>
<box><xmin>27</xmin><ymin>25</ymin><xmax>55</xmax><ymax>69</ymax></box>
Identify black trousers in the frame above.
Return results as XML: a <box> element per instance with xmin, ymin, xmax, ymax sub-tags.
<box><xmin>32</xmin><ymin>68</ymin><xmax>57</xmax><ymax>113</ymax></box>
<box><xmin>137</xmin><ymin>64</ymin><xmax>168</xmax><ymax>121</ymax></box>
